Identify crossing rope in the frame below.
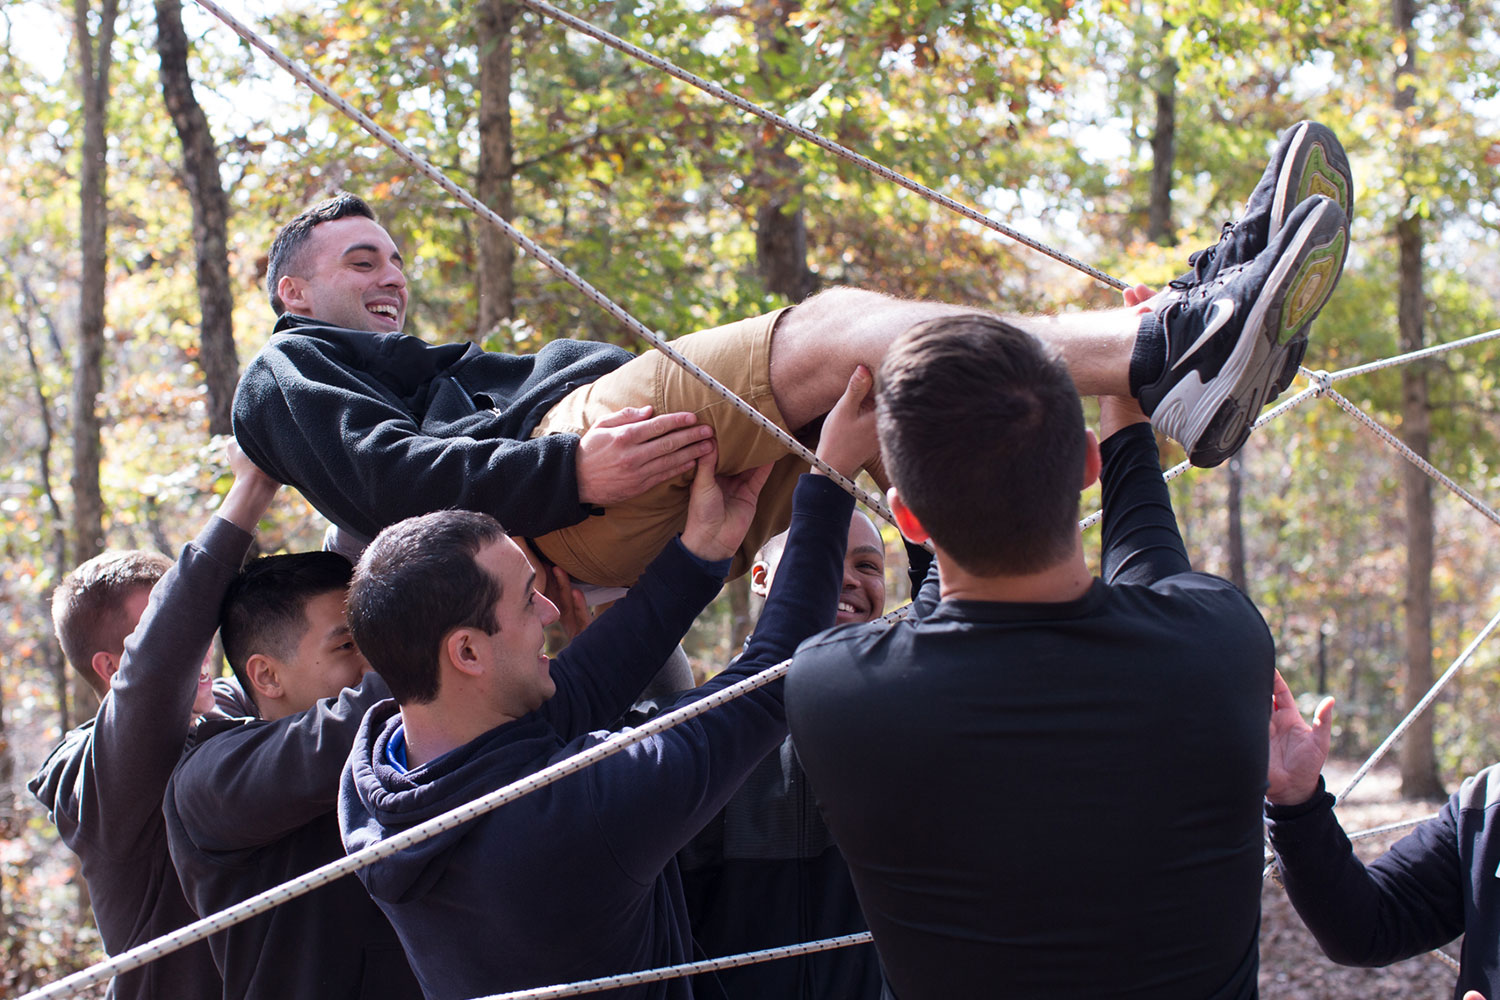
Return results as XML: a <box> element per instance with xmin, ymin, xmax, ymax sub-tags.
<box><xmin>19</xmin><ymin>659</ymin><xmax>790</xmax><ymax>1000</ymax></box>
<box><xmin>514</xmin><ymin>0</ymin><xmax>1129</xmax><ymax>293</ymax></box>
<box><xmin>477</xmin><ymin>933</ymin><xmax>875</xmax><ymax>1000</ymax></box>
<box><xmin>184</xmin><ymin>0</ymin><xmax>894</xmax><ymax>525</ymax></box>
<box><xmin>25</xmin><ymin>4</ymin><xmax>1500</xmax><ymax>998</ymax></box>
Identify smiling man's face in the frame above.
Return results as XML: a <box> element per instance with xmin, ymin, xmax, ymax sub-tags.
<box><xmin>276</xmin><ymin>216</ymin><xmax>408</xmax><ymax>333</ymax></box>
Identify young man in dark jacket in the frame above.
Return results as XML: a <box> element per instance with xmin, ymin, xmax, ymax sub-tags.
<box><xmin>1266</xmin><ymin>672</ymin><xmax>1497</xmax><ymax>999</ymax></box>
<box><xmin>679</xmin><ymin>509</ymin><xmax>917</xmax><ymax>1000</ymax></box>
<box><xmin>235</xmin><ymin>120</ymin><xmax>1350</xmax><ymax>589</ymax></box>
<box><xmin>785</xmin><ymin>313</ymin><xmax>1280</xmax><ymax>999</ymax></box>
<box><xmin>29</xmin><ymin>445</ymin><xmax>278</xmax><ymax>1000</ymax></box>
<box><xmin>337</xmin><ymin>368</ymin><xmax>878</xmax><ymax>999</ymax></box>
<box><xmin>163</xmin><ymin>552</ymin><xmax>421</xmax><ymax>1000</ymax></box>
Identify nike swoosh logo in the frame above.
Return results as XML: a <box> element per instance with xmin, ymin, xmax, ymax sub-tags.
<box><xmin>1171</xmin><ymin>298</ymin><xmax>1236</xmax><ymax>371</ymax></box>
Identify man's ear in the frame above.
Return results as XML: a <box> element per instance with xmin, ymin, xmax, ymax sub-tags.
<box><xmin>444</xmin><ymin>628</ymin><xmax>485</xmax><ymax>680</ymax></box>
<box><xmin>887</xmin><ymin>487</ymin><xmax>930</xmax><ymax>545</ymax></box>
<box><xmin>1081</xmin><ymin>429</ymin><xmax>1101</xmax><ymax>491</ymax></box>
<box><xmin>89</xmin><ymin>651</ymin><xmax>118</xmax><ymax>689</ymax></box>
<box><xmin>749</xmin><ymin>561</ymin><xmax>771</xmax><ymax>599</ymax></box>
<box><xmin>276</xmin><ymin>274</ymin><xmax>307</xmax><ymax>314</ymax></box>
<box><xmin>245</xmin><ymin>653</ymin><xmax>283</xmax><ymax>703</ymax></box>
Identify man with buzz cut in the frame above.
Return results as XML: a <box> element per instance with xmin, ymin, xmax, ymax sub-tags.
<box><xmin>338</xmin><ymin>366</ymin><xmax>879</xmax><ymax>1000</ymax></box>
<box><xmin>164</xmin><ymin>551</ymin><xmax>421</xmax><ymax>1000</ymax></box>
<box><xmin>785</xmin><ymin>309</ymin><xmax>1287</xmax><ymax>998</ymax></box>
<box><xmin>233</xmin><ymin>121</ymin><xmax>1352</xmax><ymax>596</ymax></box>
<box><xmin>30</xmin><ymin>445</ymin><xmax>278</xmax><ymax>1000</ymax></box>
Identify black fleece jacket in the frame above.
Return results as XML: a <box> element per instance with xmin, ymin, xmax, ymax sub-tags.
<box><xmin>232</xmin><ymin>313</ymin><xmax>632</xmax><ymax>541</ymax></box>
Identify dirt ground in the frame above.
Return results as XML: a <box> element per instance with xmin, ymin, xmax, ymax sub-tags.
<box><xmin>1257</xmin><ymin>758</ymin><xmax>1461</xmax><ymax>999</ymax></box>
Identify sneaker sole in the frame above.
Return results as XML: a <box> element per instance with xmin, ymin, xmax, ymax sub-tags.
<box><xmin>1265</xmin><ymin>124</ymin><xmax>1351</xmax><ymax>397</ymax></box>
<box><xmin>1189</xmin><ymin>202</ymin><xmax>1348</xmax><ymax>466</ymax></box>
<box><xmin>1270</xmin><ymin>122</ymin><xmax>1354</xmax><ymax>244</ymax></box>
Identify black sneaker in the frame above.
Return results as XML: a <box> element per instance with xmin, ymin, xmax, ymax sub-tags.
<box><xmin>1139</xmin><ymin>195</ymin><xmax>1349</xmax><ymax>467</ymax></box>
<box><xmin>1174</xmin><ymin>121</ymin><xmax>1353</xmax><ymax>289</ymax></box>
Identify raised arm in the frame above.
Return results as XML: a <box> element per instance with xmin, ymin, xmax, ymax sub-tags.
<box><xmin>1097</xmin><ymin>397</ymin><xmax>1191</xmax><ymax>586</ymax></box>
<box><xmin>1265</xmin><ymin>671</ymin><xmax>1468</xmax><ymax>967</ymax></box>
<box><xmin>579</xmin><ymin>367</ymin><xmax>873</xmax><ymax>882</ymax></box>
<box><xmin>545</xmin><ymin>448</ymin><xmax>773</xmax><ymax>738</ymax></box>
<box><xmin>84</xmin><ymin>446</ymin><xmax>277</xmax><ymax>850</ymax></box>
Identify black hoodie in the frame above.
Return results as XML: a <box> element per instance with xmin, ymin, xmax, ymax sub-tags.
<box><xmin>341</xmin><ymin>474</ymin><xmax>853</xmax><ymax>999</ymax></box>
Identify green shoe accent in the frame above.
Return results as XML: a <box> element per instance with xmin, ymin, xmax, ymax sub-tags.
<box><xmin>1299</xmin><ymin>144</ymin><xmax>1352</xmax><ymax>214</ymax></box>
<box><xmin>1283</xmin><ymin>229</ymin><xmax>1347</xmax><ymax>335</ymax></box>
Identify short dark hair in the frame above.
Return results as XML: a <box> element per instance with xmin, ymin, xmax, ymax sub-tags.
<box><xmin>876</xmin><ymin>314</ymin><xmax>1086</xmax><ymax>576</ymax></box>
<box><xmin>52</xmin><ymin>551</ymin><xmax>174</xmax><ymax>695</ymax></box>
<box><xmin>266</xmin><ymin>192</ymin><xmax>377</xmax><ymax>315</ymax></box>
<box><xmin>348</xmin><ymin>511</ymin><xmax>508</xmax><ymax>705</ymax></box>
<box><xmin>220</xmin><ymin>552</ymin><xmax>355</xmax><ymax>704</ymax></box>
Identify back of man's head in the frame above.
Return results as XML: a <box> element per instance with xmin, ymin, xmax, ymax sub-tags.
<box><xmin>348</xmin><ymin>510</ymin><xmax>508</xmax><ymax>706</ymax></box>
<box><xmin>220</xmin><ymin>551</ymin><xmax>355</xmax><ymax>708</ymax></box>
<box><xmin>53</xmin><ymin>550</ymin><xmax>174</xmax><ymax>696</ymax></box>
<box><xmin>876</xmin><ymin>314</ymin><xmax>1086</xmax><ymax>577</ymax></box>
<box><xmin>266</xmin><ymin>192</ymin><xmax>377</xmax><ymax>315</ymax></box>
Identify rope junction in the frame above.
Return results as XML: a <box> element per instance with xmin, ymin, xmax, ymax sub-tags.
<box><xmin>25</xmin><ymin>3</ymin><xmax>1500</xmax><ymax>998</ymax></box>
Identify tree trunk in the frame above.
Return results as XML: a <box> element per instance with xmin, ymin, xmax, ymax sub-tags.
<box><xmin>1146</xmin><ymin>54</ymin><xmax>1177</xmax><ymax>245</ymax></box>
<box><xmin>751</xmin><ymin>1</ymin><xmax>818</xmax><ymax>303</ymax></box>
<box><xmin>71</xmin><ymin>0</ymin><xmax>120</xmax><ymax>926</ymax></box>
<box><xmin>1393</xmin><ymin>0</ymin><xmax>1443</xmax><ymax>801</ymax></box>
<box><xmin>476</xmin><ymin>0</ymin><xmax>517</xmax><ymax>343</ymax></box>
<box><xmin>1225</xmin><ymin>455</ymin><xmax>1247</xmax><ymax>593</ymax></box>
<box><xmin>72</xmin><ymin>0</ymin><xmax>118</xmax><ymax>567</ymax></box>
<box><xmin>155</xmin><ymin>0</ymin><xmax>238</xmax><ymax>435</ymax></box>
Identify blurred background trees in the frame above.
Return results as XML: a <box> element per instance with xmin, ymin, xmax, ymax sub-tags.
<box><xmin>2</xmin><ymin>0</ymin><xmax>1500</xmax><ymax>990</ymax></box>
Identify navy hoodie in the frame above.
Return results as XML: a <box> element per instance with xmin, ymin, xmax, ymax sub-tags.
<box><xmin>341</xmin><ymin>474</ymin><xmax>853</xmax><ymax>999</ymax></box>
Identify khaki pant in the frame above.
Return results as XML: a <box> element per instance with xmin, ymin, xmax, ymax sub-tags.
<box><xmin>530</xmin><ymin>308</ymin><xmax>808</xmax><ymax>588</ymax></box>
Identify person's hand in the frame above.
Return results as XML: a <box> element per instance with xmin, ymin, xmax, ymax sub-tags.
<box><xmin>1267</xmin><ymin>669</ymin><xmax>1336</xmax><ymax>807</ymax></box>
<box><xmin>679</xmin><ymin>450</ymin><xmax>774</xmax><ymax>563</ymax></box>
<box><xmin>1123</xmin><ymin>283</ymin><xmax>1160</xmax><ymax>313</ymax></box>
<box><xmin>575</xmin><ymin>406</ymin><xmax>715</xmax><ymax>507</ymax></box>
<box><xmin>1461</xmin><ymin>992</ymin><xmax>1486</xmax><ymax>1000</ymax></box>
<box><xmin>217</xmin><ymin>441</ymin><xmax>280</xmax><ymax>531</ymax></box>
<box><xmin>814</xmin><ymin>365</ymin><xmax>879</xmax><ymax>482</ymax></box>
<box><xmin>545</xmin><ymin>565</ymin><xmax>594</xmax><ymax>642</ymax></box>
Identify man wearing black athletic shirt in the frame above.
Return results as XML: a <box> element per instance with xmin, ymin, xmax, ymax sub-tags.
<box><xmin>786</xmin><ymin>313</ymin><xmax>1276</xmax><ymax>999</ymax></box>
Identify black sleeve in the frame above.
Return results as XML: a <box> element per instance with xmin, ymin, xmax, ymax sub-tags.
<box><xmin>1098</xmin><ymin>422</ymin><xmax>1191</xmax><ymax>586</ymax></box>
<box><xmin>586</xmin><ymin>473</ymin><xmax>853</xmax><ymax>884</ymax></box>
<box><xmin>168</xmin><ymin>673</ymin><xmax>393</xmax><ymax>852</ymax></box>
<box><xmin>1267</xmin><ymin>777</ymin><xmax>1466</xmax><ymax>965</ymax></box>
<box><xmin>542</xmin><ymin>540</ymin><xmax>728</xmax><ymax>741</ymax></box>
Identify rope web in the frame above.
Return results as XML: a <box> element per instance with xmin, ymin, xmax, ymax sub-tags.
<box><xmin>24</xmin><ymin>2</ymin><xmax>1500</xmax><ymax>997</ymax></box>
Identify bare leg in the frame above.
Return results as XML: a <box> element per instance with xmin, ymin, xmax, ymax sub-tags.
<box><xmin>768</xmin><ymin>287</ymin><xmax>1141</xmax><ymax>430</ymax></box>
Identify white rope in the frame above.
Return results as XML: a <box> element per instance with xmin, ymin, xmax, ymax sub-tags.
<box><xmin>516</xmin><ymin>0</ymin><xmax>1128</xmax><ymax>293</ymax></box>
<box><xmin>186</xmin><ymin>0</ymin><xmax>893</xmax><ymax>525</ymax></box>
<box><xmin>1331</xmin><ymin>602</ymin><xmax>1500</xmax><ymax>806</ymax></box>
<box><xmin>18</xmin><ymin>658</ymin><xmax>791</xmax><ymax>1000</ymax></box>
<box><xmin>1329</xmin><ymin>327</ymin><xmax>1500</xmax><ymax>382</ymax></box>
<box><xmin>473</xmin><ymin>933</ymin><xmax>874</xmax><ymax>999</ymax></box>
<box><xmin>1346</xmin><ymin>813</ymin><xmax>1439</xmax><ymax>844</ymax></box>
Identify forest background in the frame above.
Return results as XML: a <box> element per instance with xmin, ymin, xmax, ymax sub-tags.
<box><xmin>1</xmin><ymin>0</ymin><xmax>1499</xmax><ymax>993</ymax></box>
